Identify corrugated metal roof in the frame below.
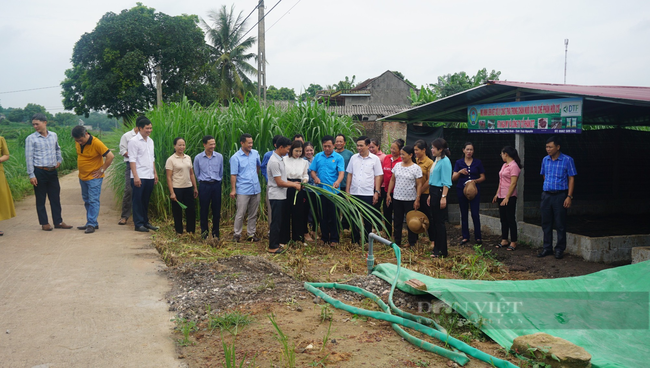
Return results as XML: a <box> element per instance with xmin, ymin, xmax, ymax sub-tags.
<box><xmin>492</xmin><ymin>81</ymin><xmax>650</xmax><ymax>102</ymax></box>
<box><xmin>381</xmin><ymin>81</ymin><xmax>650</xmax><ymax>125</ymax></box>
<box><xmin>327</xmin><ymin>105</ymin><xmax>412</xmax><ymax>117</ymax></box>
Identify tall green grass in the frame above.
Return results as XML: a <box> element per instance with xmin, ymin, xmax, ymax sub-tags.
<box><xmin>2</xmin><ymin>127</ymin><xmax>78</xmax><ymax>200</ymax></box>
<box><xmin>107</xmin><ymin>95</ymin><xmax>360</xmax><ymax>220</ymax></box>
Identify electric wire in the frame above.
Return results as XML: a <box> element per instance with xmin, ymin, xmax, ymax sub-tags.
<box><xmin>235</xmin><ymin>0</ymin><xmax>283</xmax><ymax>45</ymax></box>
<box><xmin>0</xmin><ymin>86</ymin><xmax>59</xmax><ymax>94</ymax></box>
<box><xmin>267</xmin><ymin>0</ymin><xmax>302</xmax><ymax>32</ymax></box>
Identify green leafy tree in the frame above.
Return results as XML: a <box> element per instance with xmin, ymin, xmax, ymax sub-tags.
<box><xmin>53</xmin><ymin>112</ymin><xmax>81</xmax><ymax>127</ymax></box>
<box><xmin>266</xmin><ymin>86</ymin><xmax>296</xmax><ymax>101</ymax></box>
<box><xmin>201</xmin><ymin>5</ymin><xmax>257</xmax><ymax>105</ymax></box>
<box><xmin>433</xmin><ymin>68</ymin><xmax>501</xmax><ymax>98</ymax></box>
<box><xmin>24</xmin><ymin>103</ymin><xmax>51</xmax><ymax>121</ymax></box>
<box><xmin>409</xmin><ymin>85</ymin><xmax>439</xmax><ymax>106</ymax></box>
<box><xmin>61</xmin><ymin>4</ymin><xmax>209</xmax><ymax>120</ymax></box>
<box><xmin>327</xmin><ymin>75</ymin><xmax>356</xmax><ymax>91</ymax></box>
<box><xmin>6</xmin><ymin>108</ymin><xmax>25</xmax><ymax>123</ymax></box>
<box><xmin>298</xmin><ymin>83</ymin><xmax>323</xmax><ymax>101</ymax></box>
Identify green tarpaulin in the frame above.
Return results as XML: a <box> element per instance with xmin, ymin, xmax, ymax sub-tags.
<box><xmin>372</xmin><ymin>261</ymin><xmax>650</xmax><ymax>368</ymax></box>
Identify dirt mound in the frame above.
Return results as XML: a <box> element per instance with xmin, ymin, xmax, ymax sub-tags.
<box><xmin>166</xmin><ymin>255</ymin><xmax>432</xmax><ymax>324</ymax></box>
<box><xmin>166</xmin><ymin>256</ymin><xmax>306</xmax><ymax>321</ymax></box>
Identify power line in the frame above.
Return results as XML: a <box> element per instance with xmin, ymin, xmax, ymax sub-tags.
<box><xmin>236</xmin><ymin>0</ymin><xmax>282</xmax><ymax>45</ymax></box>
<box><xmin>236</xmin><ymin>1</ymin><xmax>262</xmax><ymax>34</ymax></box>
<box><xmin>0</xmin><ymin>86</ymin><xmax>59</xmax><ymax>94</ymax></box>
<box><xmin>267</xmin><ymin>0</ymin><xmax>302</xmax><ymax>32</ymax></box>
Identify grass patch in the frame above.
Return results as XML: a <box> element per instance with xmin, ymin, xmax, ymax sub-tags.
<box><xmin>209</xmin><ymin>310</ymin><xmax>254</xmax><ymax>335</ymax></box>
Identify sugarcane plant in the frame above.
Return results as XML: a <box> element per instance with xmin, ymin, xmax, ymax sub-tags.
<box><xmin>300</xmin><ymin>183</ymin><xmax>389</xmax><ymax>245</ymax></box>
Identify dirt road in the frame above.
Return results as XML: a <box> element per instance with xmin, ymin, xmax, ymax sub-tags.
<box><xmin>0</xmin><ymin>172</ymin><xmax>180</xmax><ymax>367</ymax></box>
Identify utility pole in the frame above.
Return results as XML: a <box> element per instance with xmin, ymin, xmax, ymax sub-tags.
<box><xmin>257</xmin><ymin>0</ymin><xmax>266</xmax><ymax>104</ymax></box>
<box><xmin>564</xmin><ymin>39</ymin><xmax>569</xmax><ymax>84</ymax></box>
<box><xmin>155</xmin><ymin>65</ymin><xmax>162</xmax><ymax>108</ymax></box>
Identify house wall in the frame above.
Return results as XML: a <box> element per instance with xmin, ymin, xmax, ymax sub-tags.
<box><xmin>368</xmin><ymin>72</ymin><xmax>412</xmax><ymax>106</ymax></box>
<box><xmin>345</xmin><ymin>96</ymin><xmax>371</xmax><ymax>106</ymax></box>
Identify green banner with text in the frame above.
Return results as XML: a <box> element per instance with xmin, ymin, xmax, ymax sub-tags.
<box><xmin>468</xmin><ymin>97</ymin><xmax>583</xmax><ymax>134</ymax></box>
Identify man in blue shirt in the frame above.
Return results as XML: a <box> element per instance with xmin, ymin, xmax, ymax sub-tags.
<box><xmin>230</xmin><ymin>133</ymin><xmax>262</xmax><ymax>242</ymax></box>
<box><xmin>310</xmin><ymin>135</ymin><xmax>344</xmax><ymax>246</ymax></box>
<box><xmin>194</xmin><ymin>135</ymin><xmax>223</xmax><ymax>239</ymax></box>
<box><xmin>537</xmin><ymin>136</ymin><xmax>577</xmax><ymax>259</ymax></box>
<box><xmin>261</xmin><ymin>135</ymin><xmax>281</xmax><ymax>229</ymax></box>
<box><xmin>335</xmin><ymin>134</ymin><xmax>354</xmax><ymax>230</ymax></box>
<box><xmin>25</xmin><ymin>113</ymin><xmax>73</xmax><ymax>231</ymax></box>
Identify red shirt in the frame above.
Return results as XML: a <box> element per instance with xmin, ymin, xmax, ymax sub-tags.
<box><xmin>382</xmin><ymin>155</ymin><xmax>402</xmax><ymax>190</ymax></box>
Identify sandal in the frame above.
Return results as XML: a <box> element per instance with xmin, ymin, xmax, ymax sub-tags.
<box><xmin>506</xmin><ymin>245</ymin><xmax>516</xmax><ymax>251</ymax></box>
<box><xmin>460</xmin><ymin>239</ymin><xmax>469</xmax><ymax>246</ymax></box>
<box><xmin>475</xmin><ymin>239</ymin><xmax>483</xmax><ymax>245</ymax></box>
<box><xmin>0</xmin><ymin>230</ymin><xmax>3</xmax><ymax>236</ymax></box>
<box><xmin>267</xmin><ymin>247</ymin><xmax>286</xmax><ymax>254</ymax></box>
<box><xmin>118</xmin><ymin>218</ymin><xmax>128</xmax><ymax>225</ymax></box>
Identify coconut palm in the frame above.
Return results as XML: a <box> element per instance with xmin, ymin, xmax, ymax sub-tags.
<box><xmin>201</xmin><ymin>5</ymin><xmax>257</xmax><ymax>105</ymax></box>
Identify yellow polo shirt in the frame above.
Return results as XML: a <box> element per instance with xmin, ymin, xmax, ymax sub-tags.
<box><xmin>76</xmin><ymin>135</ymin><xmax>110</xmax><ymax>181</ymax></box>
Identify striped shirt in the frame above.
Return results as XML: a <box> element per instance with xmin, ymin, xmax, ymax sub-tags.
<box><xmin>540</xmin><ymin>153</ymin><xmax>577</xmax><ymax>191</ymax></box>
<box><xmin>25</xmin><ymin>130</ymin><xmax>62</xmax><ymax>178</ymax></box>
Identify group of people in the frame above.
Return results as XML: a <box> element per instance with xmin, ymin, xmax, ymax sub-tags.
<box><xmin>0</xmin><ymin>113</ymin><xmax>576</xmax><ymax>261</ymax></box>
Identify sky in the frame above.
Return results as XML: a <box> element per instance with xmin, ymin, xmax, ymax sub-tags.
<box><xmin>1</xmin><ymin>0</ymin><xmax>649</xmax><ymax>113</ymax></box>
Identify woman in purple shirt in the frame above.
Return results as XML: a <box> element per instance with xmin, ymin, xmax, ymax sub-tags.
<box><xmin>452</xmin><ymin>142</ymin><xmax>486</xmax><ymax>246</ymax></box>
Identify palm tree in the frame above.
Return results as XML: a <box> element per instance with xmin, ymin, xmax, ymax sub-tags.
<box><xmin>201</xmin><ymin>5</ymin><xmax>257</xmax><ymax>105</ymax></box>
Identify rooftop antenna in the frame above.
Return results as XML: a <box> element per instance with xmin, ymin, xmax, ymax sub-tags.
<box><xmin>564</xmin><ymin>39</ymin><xmax>569</xmax><ymax>84</ymax></box>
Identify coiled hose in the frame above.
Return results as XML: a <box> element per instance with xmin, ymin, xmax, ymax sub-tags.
<box><xmin>304</xmin><ymin>235</ymin><xmax>518</xmax><ymax>368</ymax></box>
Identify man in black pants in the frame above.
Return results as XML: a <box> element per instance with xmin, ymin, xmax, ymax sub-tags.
<box><xmin>345</xmin><ymin>136</ymin><xmax>383</xmax><ymax>245</ymax></box>
<box><xmin>25</xmin><ymin>113</ymin><xmax>73</xmax><ymax>231</ymax></box>
<box><xmin>194</xmin><ymin>136</ymin><xmax>224</xmax><ymax>239</ymax></box>
<box><xmin>537</xmin><ymin>136</ymin><xmax>577</xmax><ymax>260</ymax></box>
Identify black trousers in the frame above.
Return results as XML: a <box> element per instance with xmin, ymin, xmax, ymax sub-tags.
<box><xmin>381</xmin><ymin>188</ymin><xmax>394</xmax><ymax>237</ymax></box>
<box><xmin>350</xmin><ymin>195</ymin><xmax>373</xmax><ymax>244</ymax></box>
<box><xmin>172</xmin><ymin>187</ymin><xmax>196</xmax><ymax>234</ymax></box>
<box><xmin>457</xmin><ymin>186</ymin><xmax>482</xmax><ymax>241</ymax></box>
<box><xmin>541</xmin><ymin>191</ymin><xmax>567</xmax><ymax>252</ymax></box>
<box><xmin>319</xmin><ymin>195</ymin><xmax>339</xmax><ymax>243</ymax></box>
<box><xmin>33</xmin><ymin>168</ymin><xmax>62</xmax><ymax>225</ymax></box>
<box><xmin>393</xmin><ymin>199</ymin><xmax>417</xmax><ymax>246</ymax></box>
<box><xmin>418</xmin><ymin>193</ymin><xmax>436</xmax><ymax>242</ymax></box>
<box><xmin>199</xmin><ymin>180</ymin><xmax>221</xmax><ymax>238</ymax></box>
<box><xmin>131</xmin><ymin>178</ymin><xmax>154</xmax><ymax>228</ymax></box>
<box><xmin>284</xmin><ymin>182</ymin><xmax>306</xmax><ymax>242</ymax></box>
<box><xmin>269</xmin><ymin>199</ymin><xmax>286</xmax><ymax>250</ymax></box>
<box><xmin>304</xmin><ymin>190</ymin><xmax>318</xmax><ymax>233</ymax></box>
<box><xmin>498</xmin><ymin>196</ymin><xmax>517</xmax><ymax>242</ymax></box>
<box><xmin>429</xmin><ymin>186</ymin><xmax>448</xmax><ymax>256</ymax></box>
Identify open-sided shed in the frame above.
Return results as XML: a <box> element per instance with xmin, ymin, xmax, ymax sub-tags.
<box><xmin>381</xmin><ymin>81</ymin><xmax>650</xmax><ymax>262</ymax></box>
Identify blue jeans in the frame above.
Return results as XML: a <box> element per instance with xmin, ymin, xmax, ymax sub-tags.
<box><xmin>80</xmin><ymin>178</ymin><xmax>103</xmax><ymax>227</ymax></box>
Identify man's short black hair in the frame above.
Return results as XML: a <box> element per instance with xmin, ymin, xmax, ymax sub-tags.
<box><xmin>32</xmin><ymin>113</ymin><xmax>48</xmax><ymax>122</ymax></box>
<box><xmin>240</xmin><ymin>133</ymin><xmax>253</xmax><ymax>143</ymax></box>
<box><xmin>202</xmin><ymin>135</ymin><xmax>215</xmax><ymax>144</ymax></box>
<box><xmin>293</xmin><ymin>133</ymin><xmax>304</xmax><ymax>141</ymax></box>
<box><xmin>272</xmin><ymin>134</ymin><xmax>282</xmax><ymax>147</ymax></box>
<box><xmin>356</xmin><ymin>135</ymin><xmax>370</xmax><ymax>146</ymax></box>
<box><xmin>136</xmin><ymin>117</ymin><xmax>152</xmax><ymax>129</ymax></box>
<box><xmin>276</xmin><ymin>136</ymin><xmax>291</xmax><ymax>148</ymax></box>
<box><xmin>546</xmin><ymin>136</ymin><xmax>562</xmax><ymax>147</ymax></box>
<box><xmin>321</xmin><ymin>135</ymin><xmax>334</xmax><ymax>145</ymax></box>
<box><xmin>71</xmin><ymin>125</ymin><xmax>87</xmax><ymax>138</ymax></box>
<box><xmin>335</xmin><ymin>133</ymin><xmax>346</xmax><ymax>142</ymax></box>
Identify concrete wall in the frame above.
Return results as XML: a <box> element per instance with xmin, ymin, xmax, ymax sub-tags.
<box><xmin>465</xmin><ymin>214</ymin><xmax>650</xmax><ymax>264</ymax></box>
<box><xmin>367</xmin><ymin>72</ymin><xmax>412</xmax><ymax>106</ymax></box>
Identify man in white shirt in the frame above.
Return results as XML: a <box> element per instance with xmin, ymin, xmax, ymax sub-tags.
<box><xmin>118</xmin><ymin>121</ymin><xmax>139</xmax><ymax>225</ymax></box>
<box><xmin>127</xmin><ymin>117</ymin><xmax>159</xmax><ymax>232</ymax></box>
<box><xmin>346</xmin><ymin>136</ymin><xmax>383</xmax><ymax>245</ymax></box>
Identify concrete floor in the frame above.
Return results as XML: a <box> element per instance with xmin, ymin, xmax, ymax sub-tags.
<box><xmin>0</xmin><ymin>172</ymin><xmax>180</xmax><ymax>367</ymax></box>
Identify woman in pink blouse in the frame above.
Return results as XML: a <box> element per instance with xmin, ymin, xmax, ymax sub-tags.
<box><xmin>493</xmin><ymin>146</ymin><xmax>522</xmax><ymax>251</ymax></box>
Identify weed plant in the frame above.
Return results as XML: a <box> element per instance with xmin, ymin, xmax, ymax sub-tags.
<box><xmin>172</xmin><ymin>317</ymin><xmax>198</xmax><ymax>346</ymax></box>
<box><xmin>268</xmin><ymin>313</ymin><xmax>296</xmax><ymax>368</ymax></box>
<box><xmin>208</xmin><ymin>310</ymin><xmax>254</xmax><ymax>335</ymax></box>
